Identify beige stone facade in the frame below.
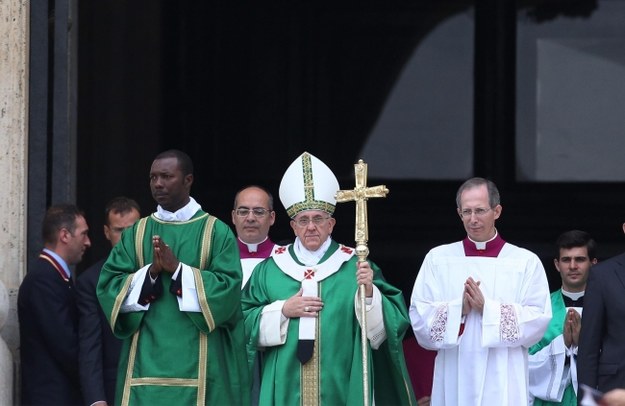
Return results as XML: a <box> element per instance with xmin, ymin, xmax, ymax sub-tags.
<box><xmin>0</xmin><ymin>0</ymin><xmax>30</xmax><ymax>403</ymax></box>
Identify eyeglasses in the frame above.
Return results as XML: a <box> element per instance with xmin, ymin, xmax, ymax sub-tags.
<box><xmin>235</xmin><ymin>207</ymin><xmax>272</xmax><ymax>218</ymax></box>
<box><xmin>459</xmin><ymin>207</ymin><xmax>491</xmax><ymax>218</ymax></box>
<box><xmin>293</xmin><ymin>216</ymin><xmax>330</xmax><ymax>227</ymax></box>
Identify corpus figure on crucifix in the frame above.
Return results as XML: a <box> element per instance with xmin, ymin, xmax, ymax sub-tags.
<box><xmin>241</xmin><ymin>151</ymin><xmax>416</xmax><ymax>406</ymax></box>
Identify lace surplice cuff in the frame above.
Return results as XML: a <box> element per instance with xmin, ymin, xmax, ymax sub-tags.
<box><xmin>430</xmin><ymin>304</ymin><xmax>448</xmax><ymax>343</ymax></box>
<box><xmin>500</xmin><ymin>304</ymin><xmax>520</xmax><ymax>343</ymax></box>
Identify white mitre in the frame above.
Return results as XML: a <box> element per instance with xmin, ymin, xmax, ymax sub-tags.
<box><xmin>279</xmin><ymin>152</ymin><xmax>340</xmax><ymax>218</ymax></box>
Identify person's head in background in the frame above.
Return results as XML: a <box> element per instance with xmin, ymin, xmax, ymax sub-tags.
<box><xmin>103</xmin><ymin>197</ymin><xmax>141</xmax><ymax>247</ymax></box>
<box><xmin>232</xmin><ymin>186</ymin><xmax>275</xmax><ymax>245</ymax></box>
<box><xmin>554</xmin><ymin>229</ymin><xmax>597</xmax><ymax>293</ymax></box>
<box><xmin>42</xmin><ymin>204</ymin><xmax>91</xmax><ymax>265</ymax></box>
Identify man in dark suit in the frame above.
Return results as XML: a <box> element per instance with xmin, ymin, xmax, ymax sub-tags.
<box><xmin>18</xmin><ymin>204</ymin><xmax>91</xmax><ymax>406</ymax></box>
<box><xmin>577</xmin><ymin>225</ymin><xmax>625</xmax><ymax>395</ymax></box>
<box><xmin>76</xmin><ymin>197</ymin><xmax>140</xmax><ymax>406</ymax></box>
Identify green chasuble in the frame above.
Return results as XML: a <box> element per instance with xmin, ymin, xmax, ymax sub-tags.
<box><xmin>241</xmin><ymin>240</ymin><xmax>416</xmax><ymax>406</ymax></box>
<box><xmin>529</xmin><ymin>290</ymin><xmax>577</xmax><ymax>406</ymax></box>
<box><xmin>97</xmin><ymin>211</ymin><xmax>250</xmax><ymax>406</ymax></box>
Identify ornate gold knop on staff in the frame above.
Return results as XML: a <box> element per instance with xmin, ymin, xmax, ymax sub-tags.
<box><xmin>335</xmin><ymin>159</ymin><xmax>389</xmax><ymax>406</ymax></box>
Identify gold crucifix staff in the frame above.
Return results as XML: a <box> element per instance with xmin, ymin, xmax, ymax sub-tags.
<box><xmin>335</xmin><ymin>159</ymin><xmax>389</xmax><ymax>406</ymax></box>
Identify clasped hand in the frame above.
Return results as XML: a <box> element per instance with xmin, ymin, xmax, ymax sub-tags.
<box><xmin>149</xmin><ymin>235</ymin><xmax>180</xmax><ymax>278</ymax></box>
<box><xmin>462</xmin><ymin>277</ymin><xmax>484</xmax><ymax>316</ymax></box>
<box><xmin>563</xmin><ymin>308</ymin><xmax>581</xmax><ymax>348</ymax></box>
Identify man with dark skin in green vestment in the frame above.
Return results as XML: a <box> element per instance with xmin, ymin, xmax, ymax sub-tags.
<box><xmin>97</xmin><ymin>149</ymin><xmax>249</xmax><ymax>406</ymax></box>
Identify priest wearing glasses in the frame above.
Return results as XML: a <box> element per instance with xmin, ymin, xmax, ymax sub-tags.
<box><xmin>409</xmin><ymin>177</ymin><xmax>552</xmax><ymax>406</ymax></box>
<box><xmin>231</xmin><ymin>185</ymin><xmax>276</xmax><ymax>289</ymax></box>
<box><xmin>241</xmin><ymin>152</ymin><xmax>416</xmax><ymax>406</ymax></box>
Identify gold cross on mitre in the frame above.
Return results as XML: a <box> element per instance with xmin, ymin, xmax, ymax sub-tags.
<box><xmin>335</xmin><ymin>159</ymin><xmax>389</xmax><ymax>262</ymax></box>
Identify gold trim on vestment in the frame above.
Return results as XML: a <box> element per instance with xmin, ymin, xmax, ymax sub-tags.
<box><xmin>110</xmin><ymin>275</ymin><xmax>133</xmax><ymax>332</ymax></box>
<box><xmin>110</xmin><ymin>217</ymin><xmax>148</xmax><ymax>331</ymax></box>
<box><xmin>193</xmin><ymin>267</ymin><xmax>215</xmax><ymax>332</ymax></box>
<box><xmin>199</xmin><ymin>216</ymin><xmax>215</xmax><ymax>270</ymax></box>
<box><xmin>197</xmin><ymin>332</ymin><xmax>208</xmax><ymax>404</ymax></box>
<box><xmin>121</xmin><ymin>332</ymin><xmax>206</xmax><ymax>405</ymax></box>
<box><xmin>135</xmin><ymin>217</ymin><xmax>148</xmax><ymax>268</ymax></box>
<box><xmin>118</xmin><ymin>213</ymin><xmax>214</xmax><ymax>405</ymax></box>
<box><xmin>130</xmin><ymin>378</ymin><xmax>199</xmax><ymax>386</ymax></box>
<box><xmin>195</xmin><ymin>216</ymin><xmax>212</xmax><ymax>403</ymax></box>
<box><xmin>149</xmin><ymin>212</ymin><xmax>209</xmax><ymax>225</ymax></box>
<box><xmin>194</xmin><ymin>216</ymin><xmax>216</xmax><ymax>331</ymax></box>
<box><xmin>121</xmin><ymin>330</ymin><xmax>141</xmax><ymax>406</ymax></box>
<box><xmin>301</xmin><ymin>283</ymin><xmax>321</xmax><ymax>406</ymax></box>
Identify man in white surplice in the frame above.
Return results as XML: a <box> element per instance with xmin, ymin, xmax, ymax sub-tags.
<box><xmin>528</xmin><ymin>230</ymin><xmax>597</xmax><ymax>406</ymax></box>
<box><xmin>409</xmin><ymin>177</ymin><xmax>552</xmax><ymax>406</ymax></box>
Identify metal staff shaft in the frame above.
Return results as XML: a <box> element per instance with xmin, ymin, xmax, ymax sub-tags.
<box><xmin>335</xmin><ymin>160</ymin><xmax>389</xmax><ymax>406</ymax></box>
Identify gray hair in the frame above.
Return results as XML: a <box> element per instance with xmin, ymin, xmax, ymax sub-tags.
<box><xmin>455</xmin><ymin>177</ymin><xmax>500</xmax><ymax>208</ymax></box>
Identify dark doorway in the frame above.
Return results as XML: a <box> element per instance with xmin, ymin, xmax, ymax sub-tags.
<box><xmin>75</xmin><ymin>1</ymin><xmax>623</xmax><ymax>301</ymax></box>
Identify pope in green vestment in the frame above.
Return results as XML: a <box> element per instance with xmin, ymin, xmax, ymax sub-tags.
<box><xmin>97</xmin><ymin>210</ymin><xmax>250</xmax><ymax>406</ymax></box>
<box><xmin>241</xmin><ymin>240</ymin><xmax>416</xmax><ymax>406</ymax></box>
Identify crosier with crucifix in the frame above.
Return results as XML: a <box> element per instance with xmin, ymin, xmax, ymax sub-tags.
<box><xmin>336</xmin><ymin>159</ymin><xmax>389</xmax><ymax>406</ymax></box>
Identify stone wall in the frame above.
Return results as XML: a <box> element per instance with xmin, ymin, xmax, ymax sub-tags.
<box><xmin>0</xmin><ymin>0</ymin><xmax>30</xmax><ymax>403</ymax></box>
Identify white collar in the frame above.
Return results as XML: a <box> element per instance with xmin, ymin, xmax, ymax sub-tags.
<box><xmin>561</xmin><ymin>289</ymin><xmax>584</xmax><ymax>301</ymax></box>
<box><xmin>154</xmin><ymin>197</ymin><xmax>202</xmax><ymax>222</ymax></box>
<box><xmin>293</xmin><ymin>236</ymin><xmax>332</xmax><ymax>266</ymax></box>
<box><xmin>468</xmin><ymin>229</ymin><xmax>498</xmax><ymax>250</ymax></box>
<box><xmin>239</xmin><ymin>236</ymin><xmax>268</xmax><ymax>253</ymax></box>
